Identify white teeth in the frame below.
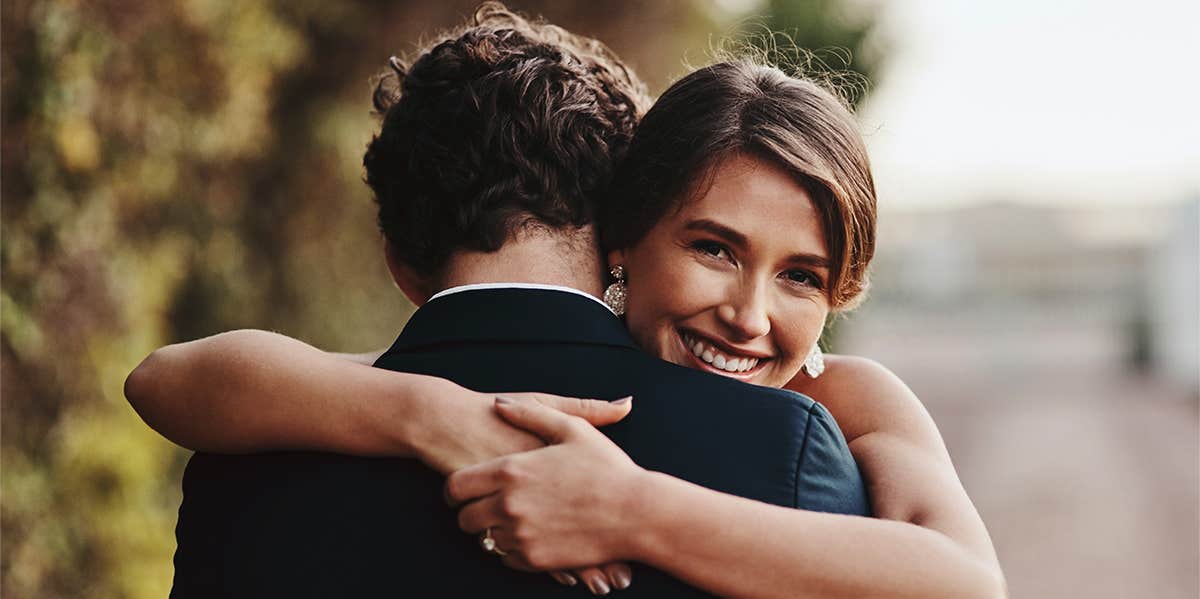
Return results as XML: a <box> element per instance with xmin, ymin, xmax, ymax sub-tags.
<box><xmin>682</xmin><ymin>331</ymin><xmax>762</xmax><ymax>374</ymax></box>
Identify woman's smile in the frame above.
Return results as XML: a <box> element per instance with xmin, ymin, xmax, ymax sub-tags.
<box><xmin>678</xmin><ymin>329</ymin><xmax>770</xmax><ymax>379</ymax></box>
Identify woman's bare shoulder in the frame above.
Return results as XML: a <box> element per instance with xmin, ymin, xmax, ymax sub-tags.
<box><xmin>786</xmin><ymin>354</ymin><xmax>936</xmax><ymax>444</ymax></box>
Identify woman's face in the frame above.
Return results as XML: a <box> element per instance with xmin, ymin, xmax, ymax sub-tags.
<box><xmin>611</xmin><ymin>153</ymin><xmax>831</xmax><ymax>389</ymax></box>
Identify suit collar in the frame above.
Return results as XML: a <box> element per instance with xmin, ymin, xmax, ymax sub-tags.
<box><xmin>428</xmin><ymin>282</ymin><xmax>612</xmax><ymax>312</ymax></box>
<box><xmin>385</xmin><ymin>288</ymin><xmax>638</xmax><ymax>353</ymax></box>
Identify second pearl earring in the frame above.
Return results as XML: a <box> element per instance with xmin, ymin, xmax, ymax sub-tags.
<box><xmin>603</xmin><ymin>265</ymin><xmax>627</xmax><ymax>316</ymax></box>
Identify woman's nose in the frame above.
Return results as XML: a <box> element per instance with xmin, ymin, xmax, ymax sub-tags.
<box><xmin>716</xmin><ymin>282</ymin><xmax>771</xmax><ymax>340</ymax></box>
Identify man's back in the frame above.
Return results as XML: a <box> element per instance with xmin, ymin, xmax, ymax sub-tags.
<box><xmin>172</xmin><ymin>288</ymin><xmax>869</xmax><ymax>597</ymax></box>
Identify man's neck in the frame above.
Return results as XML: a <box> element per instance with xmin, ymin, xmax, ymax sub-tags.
<box><xmin>436</xmin><ymin>226</ymin><xmax>605</xmax><ymax>299</ymax></box>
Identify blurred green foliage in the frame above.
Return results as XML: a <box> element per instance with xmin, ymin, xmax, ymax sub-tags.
<box><xmin>748</xmin><ymin>0</ymin><xmax>878</xmax><ymax>107</ymax></box>
<box><xmin>1</xmin><ymin>1</ymin><xmax>877</xmax><ymax>596</ymax></box>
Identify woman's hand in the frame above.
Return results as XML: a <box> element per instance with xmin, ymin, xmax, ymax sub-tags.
<box><xmin>445</xmin><ymin>396</ymin><xmax>648</xmax><ymax>580</ymax></box>
<box><xmin>549</xmin><ymin>564</ymin><xmax>634</xmax><ymax>595</ymax></box>
<box><xmin>409</xmin><ymin>379</ymin><xmax>633</xmax><ymax>476</ymax></box>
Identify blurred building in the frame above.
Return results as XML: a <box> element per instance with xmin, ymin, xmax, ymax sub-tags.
<box><xmin>845</xmin><ymin>199</ymin><xmax>1198</xmax><ymax>395</ymax></box>
<box><xmin>1150</xmin><ymin>198</ymin><xmax>1200</xmax><ymax>391</ymax></box>
<box><xmin>837</xmin><ymin>198</ymin><xmax>1200</xmax><ymax>599</ymax></box>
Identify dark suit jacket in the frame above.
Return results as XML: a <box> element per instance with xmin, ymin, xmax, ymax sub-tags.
<box><xmin>172</xmin><ymin>288</ymin><xmax>869</xmax><ymax>598</ymax></box>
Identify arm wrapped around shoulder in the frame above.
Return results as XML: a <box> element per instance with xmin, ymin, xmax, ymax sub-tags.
<box><xmin>794</xmin><ymin>401</ymin><xmax>873</xmax><ymax>516</ymax></box>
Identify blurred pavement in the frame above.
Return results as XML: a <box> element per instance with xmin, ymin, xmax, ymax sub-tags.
<box><xmin>842</xmin><ymin>307</ymin><xmax>1199</xmax><ymax>599</ymax></box>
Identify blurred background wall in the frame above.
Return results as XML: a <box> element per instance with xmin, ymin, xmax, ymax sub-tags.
<box><xmin>2</xmin><ymin>1</ymin><xmax>1196</xmax><ymax>597</ymax></box>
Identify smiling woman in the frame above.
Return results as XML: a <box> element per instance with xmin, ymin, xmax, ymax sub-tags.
<box><xmin>616</xmin><ymin>153</ymin><xmax>832</xmax><ymax>387</ymax></box>
<box><xmin>602</xmin><ymin>59</ymin><xmax>877</xmax><ymax>390</ymax></box>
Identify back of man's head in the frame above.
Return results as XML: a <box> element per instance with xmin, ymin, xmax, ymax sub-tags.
<box><xmin>364</xmin><ymin>2</ymin><xmax>649</xmax><ymax>281</ymax></box>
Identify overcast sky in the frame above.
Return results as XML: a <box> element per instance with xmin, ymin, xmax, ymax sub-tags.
<box><xmin>855</xmin><ymin>0</ymin><xmax>1200</xmax><ymax>209</ymax></box>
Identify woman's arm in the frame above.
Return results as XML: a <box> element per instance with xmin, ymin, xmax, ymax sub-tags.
<box><xmin>124</xmin><ymin>329</ymin><xmax>628</xmax><ymax>474</ymax></box>
<box><xmin>635</xmin><ymin>355</ymin><xmax>1006</xmax><ymax>598</ymax></box>
<box><xmin>787</xmin><ymin>355</ymin><xmax>1002</xmax><ymax>567</ymax></box>
<box><xmin>327</xmin><ymin>348</ymin><xmax>387</xmax><ymax>365</ymax></box>
<box><xmin>448</xmin><ymin>360</ymin><xmax>1006</xmax><ymax>599</ymax></box>
<box><xmin>126</xmin><ymin>330</ymin><xmax>637</xmax><ymax>593</ymax></box>
<box><xmin>622</xmin><ymin>470</ymin><xmax>1003</xmax><ymax>599</ymax></box>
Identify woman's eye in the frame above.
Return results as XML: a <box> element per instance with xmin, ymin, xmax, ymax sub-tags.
<box><xmin>692</xmin><ymin>241</ymin><xmax>730</xmax><ymax>261</ymax></box>
<box><xmin>784</xmin><ymin>270</ymin><xmax>821</xmax><ymax>289</ymax></box>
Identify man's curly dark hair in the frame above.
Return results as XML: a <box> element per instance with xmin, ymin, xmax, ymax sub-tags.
<box><xmin>363</xmin><ymin>2</ymin><xmax>650</xmax><ymax>280</ymax></box>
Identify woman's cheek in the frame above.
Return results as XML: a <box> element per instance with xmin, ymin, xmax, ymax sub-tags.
<box><xmin>678</xmin><ymin>262</ymin><xmax>730</xmax><ymax>309</ymax></box>
<box><xmin>786</xmin><ymin>303</ymin><xmax>827</xmax><ymax>358</ymax></box>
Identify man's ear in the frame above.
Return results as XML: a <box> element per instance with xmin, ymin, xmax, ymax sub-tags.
<box><xmin>385</xmin><ymin>241</ymin><xmax>433</xmax><ymax>306</ymax></box>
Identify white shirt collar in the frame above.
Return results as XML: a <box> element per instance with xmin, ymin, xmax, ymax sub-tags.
<box><xmin>427</xmin><ymin>282</ymin><xmax>613</xmax><ymax>313</ymax></box>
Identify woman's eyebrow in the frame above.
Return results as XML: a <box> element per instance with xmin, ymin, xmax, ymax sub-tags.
<box><xmin>786</xmin><ymin>253</ymin><xmax>832</xmax><ymax>270</ymax></box>
<box><xmin>683</xmin><ymin>219</ymin><xmax>748</xmax><ymax>248</ymax></box>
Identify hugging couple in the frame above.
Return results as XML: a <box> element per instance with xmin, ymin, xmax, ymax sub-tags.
<box><xmin>126</xmin><ymin>3</ymin><xmax>1003</xmax><ymax>598</ymax></box>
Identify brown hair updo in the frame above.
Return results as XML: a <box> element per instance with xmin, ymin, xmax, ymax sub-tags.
<box><xmin>600</xmin><ymin>60</ymin><xmax>877</xmax><ymax>310</ymax></box>
<box><xmin>364</xmin><ymin>2</ymin><xmax>650</xmax><ymax>279</ymax></box>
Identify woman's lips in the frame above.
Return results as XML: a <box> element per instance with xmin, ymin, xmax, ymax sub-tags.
<box><xmin>678</xmin><ymin>330</ymin><xmax>769</xmax><ymax>378</ymax></box>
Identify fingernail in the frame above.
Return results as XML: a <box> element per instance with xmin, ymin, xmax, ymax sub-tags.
<box><xmin>612</xmin><ymin>570</ymin><xmax>631</xmax><ymax>590</ymax></box>
<box><xmin>495</xmin><ymin>396</ymin><xmax>515</xmax><ymax>406</ymax></box>
<box><xmin>586</xmin><ymin>576</ymin><xmax>611</xmax><ymax>595</ymax></box>
<box><xmin>612</xmin><ymin>396</ymin><xmax>632</xmax><ymax>406</ymax></box>
<box><xmin>552</xmin><ymin>572</ymin><xmax>578</xmax><ymax>586</ymax></box>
